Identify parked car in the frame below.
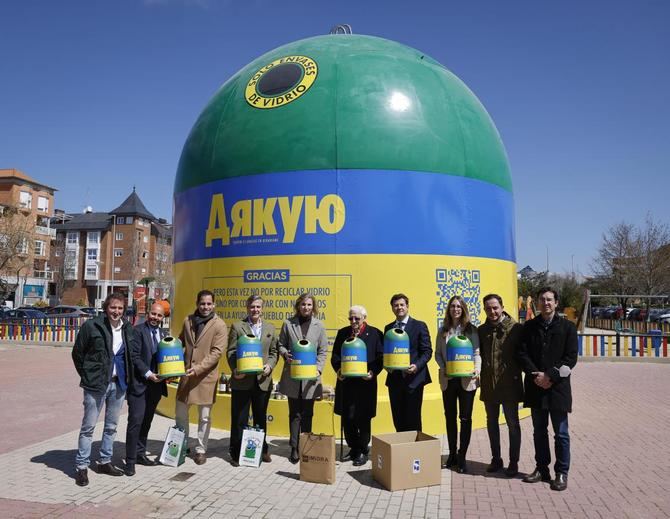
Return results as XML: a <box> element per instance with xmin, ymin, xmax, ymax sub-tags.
<box><xmin>658</xmin><ymin>313</ymin><xmax>670</xmax><ymax>324</ymax></box>
<box><xmin>45</xmin><ymin>305</ymin><xmax>90</xmax><ymax>318</ymax></box>
<box><xmin>0</xmin><ymin>309</ymin><xmax>48</xmax><ymax>324</ymax></box>
<box><xmin>603</xmin><ymin>307</ymin><xmax>619</xmax><ymax>319</ymax></box>
<box><xmin>80</xmin><ymin>307</ymin><xmax>100</xmax><ymax>316</ymax></box>
<box><xmin>648</xmin><ymin>309</ymin><xmax>669</xmax><ymax>322</ymax></box>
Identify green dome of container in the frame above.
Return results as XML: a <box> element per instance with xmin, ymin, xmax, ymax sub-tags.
<box><xmin>175</xmin><ymin>34</ymin><xmax>511</xmax><ymax>194</ymax></box>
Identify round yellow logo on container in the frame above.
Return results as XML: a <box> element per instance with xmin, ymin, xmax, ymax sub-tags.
<box><xmin>245</xmin><ymin>55</ymin><xmax>318</xmax><ymax>109</ymax></box>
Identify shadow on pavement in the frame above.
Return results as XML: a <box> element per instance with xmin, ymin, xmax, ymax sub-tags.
<box><xmin>30</xmin><ymin>440</ymin><xmax>128</xmax><ymax>478</ymax></box>
<box><xmin>450</xmin><ymin>459</ymin><xmax>527</xmax><ymax>480</ymax></box>
<box><xmin>30</xmin><ymin>449</ymin><xmax>78</xmax><ymax>477</ymax></box>
<box><xmin>346</xmin><ymin>468</ymin><xmax>383</xmax><ymax>489</ymax></box>
<box><xmin>275</xmin><ymin>470</ymin><xmax>300</xmax><ymax>480</ymax></box>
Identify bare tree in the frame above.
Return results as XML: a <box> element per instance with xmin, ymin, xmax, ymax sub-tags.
<box><xmin>49</xmin><ymin>234</ymin><xmax>77</xmax><ymax>304</ymax></box>
<box><xmin>591</xmin><ymin>222</ymin><xmax>638</xmax><ymax>311</ymax></box>
<box><xmin>153</xmin><ymin>235</ymin><xmax>173</xmax><ymax>300</ymax></box>
<box><xmin>633</xmin><ymin>214</ymin><xmax>670</xmax><ymax>309</ymax></box>
<box><xmin>0</xmin><ymin>205</ymin><xmax>34</xmax><ymax>303</ymax></box>
<box><xmin>592</xmin><ymin>216</ymin><xmax>670</xmax><ymax>312</ymax></box>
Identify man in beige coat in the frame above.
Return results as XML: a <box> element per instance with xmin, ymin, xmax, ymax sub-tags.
<box><xmin>176</xmin><ymin>289</ymin><xmax>226</xmax><ymax>465</ymax></box>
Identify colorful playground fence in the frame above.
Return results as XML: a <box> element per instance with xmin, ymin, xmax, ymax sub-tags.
<box><xmin>0</xmin><ymin>316</ymin><xmax>171</xmax><ymax>343</ymax></box>
<box><xmin>0</xmin><ymin>317</ymin><xmax>90</xmax><ymax>342</ymax></box>
<box><xmin>578</xmin><ymin>332</ymin><xmax>668</xmax><ymax>358</ymax></box>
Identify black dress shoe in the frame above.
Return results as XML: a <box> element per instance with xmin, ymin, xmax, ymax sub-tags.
<box><xmin>442</xmin><ymin>453</ymin><xmax>456</xmax><ymax>469</ymax></box>
<box><xmin>98</xmin><ymin>462</ymin><xmax>124</xmax><ymax>476</ymax></box>
<box><xmin>457</xmin><ymin>453</ymin><xmax>467</xmax><ymax>474</ymax></box>
<box><xmin>486</xmin><ymin>458</ymin><xmax>504</xmax><ymax>473</ymax></box>
<box><xmin>75</xmin><ymin>468</ymin><xmax>89</xmax><ymax>487</ymax></box>
<box><xmin>505</xmin><ymin>462</ymin><xmax>519</xmax><ymax>477</ymax></box>
<box><xmin>550</xmin><ymin>472</ymin><xmax>568</xmax><ymax>491</ymax></box>
<box><xmin>352</xmin><ymin>453</ymin><xmax>368</xmax><ymax>466</ymax></box>
<box><xmin>289</xmin><ymin>448</ymin><xmax>299</xmax><ymax>464</ymax></box>
<box><xmin>136</xmin><ymin>455</ymin><xmax>157</xmax><ymax>466</ymax></box>
<box><xmin>125</xmin><ymin>463</ymin><xmax>136</xmax><ymax>476</ymax></box>
<box><xmin>522</xmin><ymin>468</ymin><xmax>551</xmax><ymax>483</ymax></box>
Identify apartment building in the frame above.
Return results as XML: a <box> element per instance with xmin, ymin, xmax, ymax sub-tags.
<box><xmin>0</xmin><ymin>168</ymin><xmax>56</xmax><ymax>306</ymax></box>
<box><xmin>52</xmin><ymin>188</ymin><xmax>172</xmax><ymax>310</ymax></box>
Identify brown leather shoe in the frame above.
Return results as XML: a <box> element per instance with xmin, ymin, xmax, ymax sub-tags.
<box><xmin>262</xmin><ymin>452</ymin><xmax>272</xmax><ymax>463</ymax></box>
<box><xmin>75</xmin><ymin>468</ymin><xmax>89</xmax><ymax>487</ymax></box>
<box><xmin>97</xmin><ymin>462</ymin><xmax>124</xmax><ymax>476</ymax></box>
<box><xmin>193</xmin><ymin>452</ymin><xmax>207</xmax><ymax>465</ymax></box>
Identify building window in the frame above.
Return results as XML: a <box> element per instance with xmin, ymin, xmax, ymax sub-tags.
<box><xmin>143</xmin><ymin>235</ymin><xmax>149</xmax><ymax>243</ymax></box>
<box><xmin>37</xmin><ymin>196</ymin><xmax>49</xmax><ymax>212</ymax></box>
<box><xmin>87</xmin><ymin>249</ymin><xmax>98</xmax><ymax>261</ymax></box>
<box><xmin>67</xmin><ymin>232</ymin><xmax>78</xmax><ymax>245</ymax></box>
<box><xmin>17</xmin><ymin>238</ymin><xmax>28</xmax><ymax>255</ymax></box>
<box><xmin>142</xmin><ymin>250</ymin><xmax>149</xmax><ymax>259</ymax></box>
<box><xmin>116</xmin><ymin>232</ymin><xmax>123</xmax><ymax>241</ymax></box>
<box><xmin>141</xmin><ymin>268</ymin><xmax>146</xmax><ymax>274</ymax></box>
<box><xmin>126</xmin><ymin>216</ymin><xmax>133</xmax><ymax>225</ymax></box>
<box><xmin>114</xmin><ymin>248</ymin><xmax>123</xmax><ymax>257</ymax></box>
<box><xmin>86</xmin><ymin>266</ymin><xmax>97</xmax><ymax>278</ymax></box>
<box><xmin>87</xmin><ymin>231</ymin><xmax>100</xmax><ymax>245</ymax></box>
<box><xmin>54</xmin><ymin>249</ymin><xmax>61</xmax><ymax>257</ymax></box>
<box><xmin>114</xmin><ymin>267</ymin><xmax>121</xmax><ymax>273</ymax></box>
<box><xmin>19</xmin><ymin>191</ymin><xmax>32</xmax><ymax>208</ymax></box>
<box><xmin>34</xmin><ymin>240</ymin><xmax>45</xmax><ymax>256</ymax></box>
<box><xmin>116</xmin><ymin>216</ymin><xmax>124</xmax><ymax>225</ymax></box>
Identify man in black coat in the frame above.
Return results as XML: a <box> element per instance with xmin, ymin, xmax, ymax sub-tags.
<box><xmin>331</xmin><ymin>305</ymin><xmax>383</xmax><ymax>466</ymax></box>
<box><xmin>384</xmin><ymin>293</ymin><xmax>432</xmax><ymax>432</ymax></box>
<box><xmin>72</xmin><ymin>292</ymin><xmax>140</xmax><ymax>487</ymax></box>
<box><xmin>517</xmin><ymin>287</ymin><xmax>578</xmax><ymax>491</ymax></box>
<box><xmin>125</xmin><ymin>302</ymin><xmax>168</xmax><ymax>475</ymax></box>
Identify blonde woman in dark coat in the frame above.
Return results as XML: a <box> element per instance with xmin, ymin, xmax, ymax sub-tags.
<box><xmin>277</xmin><ymin>293</ymin><xmax>328</xmax><ymax>463</ymax></box>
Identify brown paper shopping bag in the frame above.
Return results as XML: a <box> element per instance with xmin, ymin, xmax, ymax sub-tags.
<box><xmin>299</xmin><ymin>433</ymin><xmax>336</xmax><ymax>484</ymax></box>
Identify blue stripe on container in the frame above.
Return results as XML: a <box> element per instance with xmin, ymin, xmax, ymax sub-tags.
<box><xmin>292</xmin><ymin>350</ymin><xmax>317</xmax><ymax>364</ymax></box>
<box><xmin>173</xmin><ymin>169</ymin><xmax>516</xmax><ymax>262</ymax></box>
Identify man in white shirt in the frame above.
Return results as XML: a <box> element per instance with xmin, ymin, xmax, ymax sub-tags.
<box><xmin>72</xmin><ymin>292</ymin><xmax>139</xmax><ymax>486</ymax></box>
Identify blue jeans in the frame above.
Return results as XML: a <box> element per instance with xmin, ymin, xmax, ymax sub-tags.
<box><xmin>531</xmin><ymin>408</ymin><xmax>570</xmax><ymax>475</ymax></box>
<box><xmin>75</xmin><ymin>381</ymin><xmax>126</xmax><ymax>469</ymax></box>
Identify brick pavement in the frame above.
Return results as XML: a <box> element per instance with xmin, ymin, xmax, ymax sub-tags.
<box><xmin>450</xmin><ymin>362</ymin><xmax>670</xmax><ymax>519</ymax></box>
<box><xmin>0</xmin><ymin>344</ymin><xmax>668</xmax><ymax>518</ymax></box>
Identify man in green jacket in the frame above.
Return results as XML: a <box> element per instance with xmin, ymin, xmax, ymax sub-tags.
<box><xmin>478</xmin><ymin>294</ymin><xmax>524</xmax><ymax>477</ymax></box>
<box><xmin>71</xmin><ymin>292</ymin><xmax>139</xmax><ymax>487</ymax></box>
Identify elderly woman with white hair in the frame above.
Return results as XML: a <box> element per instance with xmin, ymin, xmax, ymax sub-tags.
<box><xmin>330</xmin><ymin>305</ymin><xmax>384</xmax><ymax>466</ymax></box>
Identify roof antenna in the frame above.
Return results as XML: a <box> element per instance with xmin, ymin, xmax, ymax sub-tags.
<box><xmin>329</xmin><ymin>24</ymin><xmax>352</xmax><ymax>35</ymax></box>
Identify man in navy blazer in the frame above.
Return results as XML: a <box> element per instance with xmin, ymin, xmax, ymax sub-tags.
<box><xmin>125</xmin><ymin>302</ymin><xmax>168</xmax><ymax>475</ymax></box>
<box><xmin>384</xmin><ymin>293</ymin><xmax>432</xmax><ymax>432</ymax></box>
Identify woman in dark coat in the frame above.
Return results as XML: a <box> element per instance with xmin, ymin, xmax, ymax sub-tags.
<box><xmin>331</xmin><ymin>305</ymin><xmax>383</xmax><ymax>466</ymax></box>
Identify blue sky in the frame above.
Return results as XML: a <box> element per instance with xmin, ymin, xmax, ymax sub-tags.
<box><xmin>1</xmin><ymin>0</ymin><xmax>668</xmax><ymax>275</ymax></box>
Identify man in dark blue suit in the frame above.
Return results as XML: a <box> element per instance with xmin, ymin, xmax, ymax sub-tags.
<box><xmin>125</xmin><ymin>302</ymin><xmax>168</xmax><ymax>475</ymax></box>
<box><xmin>384</xmin><ymin>293</ymin><xmax>432</xmax><ymax>432</ymax></box>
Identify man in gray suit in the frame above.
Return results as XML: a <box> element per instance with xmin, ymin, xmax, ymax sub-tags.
<box><xmin>227</xmin><ymin>294</ymin><xmax>278</xmax><ymax>465</ymax></box>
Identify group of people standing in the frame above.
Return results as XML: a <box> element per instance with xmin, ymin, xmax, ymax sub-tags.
<box><xmin>71</xmin><ymin>286</ymin><xmax>577</xmax><ymax>493</ymax></box>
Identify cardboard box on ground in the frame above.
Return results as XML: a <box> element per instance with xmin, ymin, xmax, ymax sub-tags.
<box><xmin>371</xmin><ymin>431</ymin><xmax>441</xmax><ymax>491</ymax></box>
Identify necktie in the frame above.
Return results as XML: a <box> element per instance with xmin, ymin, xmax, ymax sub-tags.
<box><xmin>396</xmin><ymin>321</ymin><xmax>405</xmax><ymax>330</ymax></box>
<box><xmin>151</xmin><ymin>328</ymin><xmax>159</xmax><ymax>372</ymax></box>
